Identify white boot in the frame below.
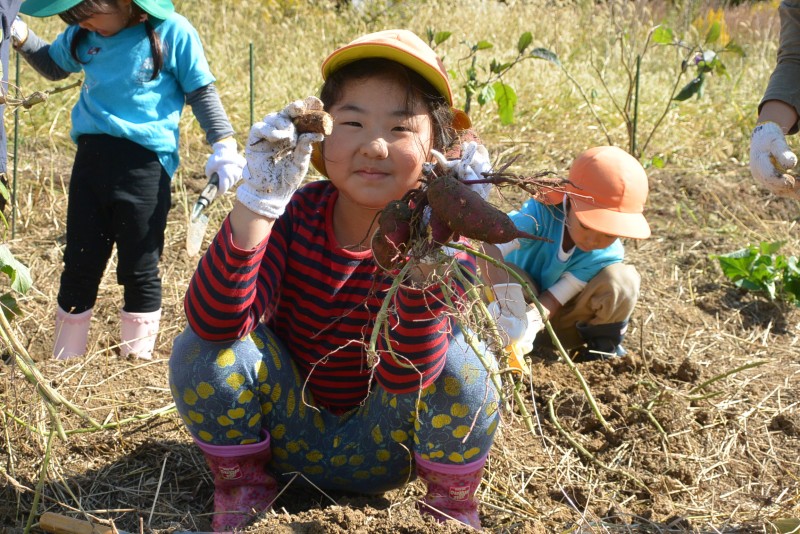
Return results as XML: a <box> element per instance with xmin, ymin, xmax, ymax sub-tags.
<box><xmin>120</xmin><ymin>309</ymin><xmax>161</xmax><ymax>360</ymax></box>
<box><xmin>53</xmin><ymin>307</ymin><xmax>92</xmax><ymax>360</ymax></box>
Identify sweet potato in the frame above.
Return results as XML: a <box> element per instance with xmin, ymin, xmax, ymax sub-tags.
<box><xmin>372</xmin><ymin>229</ymin><xmax>406</xmax><ymax>270</ymax></box>
<box><xmin>427</xmin><ymin>173</ymin><xmax>537</xmax><ymax>244</ymax></box>
<box><xmin>292</xmin><ymin>110</ymin><xmax>334</xmax><ymax>135</ymax></box>
<box><xmin>378</xmin><ymin>200</ymin><xmax>413</xmax><ymax>249</ymax></box>
<box><xmin>371</xmin><ymin>200</ymin><xmax>414</xmax><ymax>270</ymax></box>
<box><xmin>429</xmin><ymin>209</ymin><xmax>457</xmax><ymax>245</ymax></box>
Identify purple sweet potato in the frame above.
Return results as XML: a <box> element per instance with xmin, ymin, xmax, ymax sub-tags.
<box><xmin>429</xmin><ymin>209</ymin><xmax>457</xmax><ymax>245</ymax></box>
<box><xmin>378</xmin><ymin>200</ymin><xmax>413</xmax><ymax>249</ymax></box>
<box><xmin>427</xmin><ymin>173</ymin><xmax>537</xmax><ymax>244</ymax></box>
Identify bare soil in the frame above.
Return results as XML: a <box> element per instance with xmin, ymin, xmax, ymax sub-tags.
<box><xmin>1</xmin><ymin>159</ymin><xmax>799</xmax><ymax>534</ymax></box>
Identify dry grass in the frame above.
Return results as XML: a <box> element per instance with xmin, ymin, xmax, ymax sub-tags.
<box><xmin>2</xmin><ymin>0</ymin><xmax>799</xmax><ymax>533</ymax></box>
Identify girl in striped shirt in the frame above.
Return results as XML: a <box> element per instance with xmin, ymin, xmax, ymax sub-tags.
<box><xmin>169</xmin><ymin>29</ymin><xmax>500</xmax><ymax>531</ymax></box>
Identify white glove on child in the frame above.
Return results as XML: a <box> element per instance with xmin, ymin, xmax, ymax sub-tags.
<box><xmin>749</xmin><ymin>121</ymin><xmax>800</xmax><ymax>200</ymax></box>
<box><xmin>205</xmin><ymin>138</ymin><xmax>246</xmax><ymax>198</ymax></box>
<box><xmin>431</xmin><ymin>141</ymin><xmax>493</xmax><ymax>200</ymax></box>
<box><xmin>10</xmin><ymin>17</ymin><xmax>28</xmax><ymax>48</ymax></box>
<box><xmin>237</xmin><ymin>97</ymin><xmax>326</xmax><ymax>219</ymax></box>
<box><xmin>488</xmin><ymin>283</ymin><xmax>545</xmax><ymax>354</ymax></box>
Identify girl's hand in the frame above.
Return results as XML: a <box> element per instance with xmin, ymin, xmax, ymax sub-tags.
<box><xmin>11</xmin><ymin>17</ymin><xmax>28</xmax><ymax>49</ymax></box>
<box><xmin>431</xmin><ymin>141</ymin><xmax>492</xmax><ymax>200</ymax></box>
<box><xmin>488</xmin><ymin>283</ymin><xmax>544</xmax><ymax>354</ymax></box>
<box><xmin>205</xmin><ymin>138</ymin><xmax>246</xmax><ymax>198</ymax></box>
<box><xmin>236</xmin><ymin>97</ymin><xmax>326</xmax><ymax>219</ymax></box>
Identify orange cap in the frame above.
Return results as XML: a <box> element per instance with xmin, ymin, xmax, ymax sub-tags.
<box><xmin>320</xmin><ymin>29</ymin><xmax>470</xmax><ymax>130</ymax></box>
<box><xmin>566</xmin><ymin>146</ymin><xmax>651</xmax><ymax>239</ymax></box>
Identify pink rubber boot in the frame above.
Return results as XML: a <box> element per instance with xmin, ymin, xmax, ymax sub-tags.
<box><xmin>194</xmin><ymin>432</ymin><xmax>279</xmax><ymax>532</ymax></box>
<box><xmin>120</xmin><ymin>309</ymin><xmax>161</xmax><ymax>360</ymax></box>
<box><xmin>415</xmin><ymin>453</ymin><xmax>486</xmax><ymax>529</ymax></box>
<box><xmin>53</xmin><ymin>307</ymin><xmax>92</xmax><ymax>360</ymax></box>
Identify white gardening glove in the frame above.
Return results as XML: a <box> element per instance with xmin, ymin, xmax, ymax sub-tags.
<box><xmin>430</xmin><ymin>141</ymin><xmax>492</xmax><ymax>200</ymax></box>
<box><xmin>749</xmin><ymin>121</ymin><xmax>800</xmax><ymax>200</ymax></box>
<box><xmin>11</xmin><ymin>17</ymin><xmax>28</xmax><ymax>49</ymax></box>
<box><xmin>237</xmin><ymin>97</ymin><xmax>326</xmax><ymax>219</ymax></box>
<box><xmin>496</xmin><ymin>238</ymin><xmax>521</xmax><ymax>257</ymax></box>
<box><xmin>205</xmin><ymin>137</ymin><xmax>246</xmax><ymax>199</ymax></box>
<box><xmin>488</xmin><ymin>283</ymin><xmax>544</xmax><ymax>354</ymax></box>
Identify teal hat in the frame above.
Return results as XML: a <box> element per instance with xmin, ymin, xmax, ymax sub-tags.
<box><xmin>20</xmin><ymin>0</ymin><xmax>174</xmax><ymax>19</ymax></box>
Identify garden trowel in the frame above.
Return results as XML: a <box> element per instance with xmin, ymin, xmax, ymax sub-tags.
<box><xmin>185</xmin><ymin>172</ymin><xmax>219</xmax><ymax>257</ymax></box>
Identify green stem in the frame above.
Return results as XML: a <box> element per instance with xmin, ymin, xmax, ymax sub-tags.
<box><xmin>454</xmin><ymin>244</ymin><xmax>614</xmax><ymax>433</ymax></box>
<box><xmin>548</xmin><ymin>392</ymin><xmax>647</xmax><ymax>492</ymax></box>
<box><xmin>367</xmin><ymin>261</ymin><xmax>415</xmax><ymax>363</ymax></box>
<box><xmin>0</xmin><ymin>309</ymin><xmax>101</xmax><ymax>430</ymax></box>
<box><xmin>4</xmin><ymin>403</ymin><xmax>177</xmax><ymax>437</ymax></box>
<box><xmin>24</xmin><ymin>428</ymin><xmax>55</xmax><ymax>534</ymax></box>
<box><xmin>687</xmin><ymin>360</ymin><xmax>768</xmax><ymax>396</ymax></box>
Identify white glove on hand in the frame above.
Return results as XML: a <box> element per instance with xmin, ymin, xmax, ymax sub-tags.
<box><xmin>431</xmin><ymin>141</ymin><xmax>493</xmax><ymax>200</ymax></box>
<box><xmin>237</xmin><ymin>97</ymin><xmax>326</xmax><ymax>219</ymax></box>
<box><xmin>11</xmin><ymin>17</ymin><xmax>28</xmax><ymax>48</ymax></box>
<box><xmin>488</xmin><ymin>283</ymin><xmax>545</xmax><ymax>355</ymax></box>
<box><xmin>205</xmin><ymin>138</ymin><xmax>246</xmax><ymax>199</ymax></box>
<box><xmin>749</xmin><ymin>121</ymin><xmax>800</xmax><ymax>200</ymax></box>
<box><xmin>496</xmin><ymin>238</ymin><xmax>521</xmax><ymax>257</ymax></box>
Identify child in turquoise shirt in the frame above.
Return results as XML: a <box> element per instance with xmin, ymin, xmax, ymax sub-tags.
<box><xmin>484</xmin><ymin>145</ymin><xmax>651</xmax><ymax>361</ymax></box>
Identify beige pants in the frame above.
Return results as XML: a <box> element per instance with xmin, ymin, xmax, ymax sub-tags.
<box><xmin>545</xmin><ymin>263</ymin><xmax>641</xmax><ymax>349</ymax></box>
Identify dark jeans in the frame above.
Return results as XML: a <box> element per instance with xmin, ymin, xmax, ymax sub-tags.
<box><xmin>57</xmin><ymin>135</ymin><xmax>171</xmax><ymax>314</ymax></box>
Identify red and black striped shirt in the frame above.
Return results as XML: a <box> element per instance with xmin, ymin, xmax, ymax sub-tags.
<box><xmin>184</xmin><ymin>180</ymin><xmax>476</xmax><ymax>413</ymax></box>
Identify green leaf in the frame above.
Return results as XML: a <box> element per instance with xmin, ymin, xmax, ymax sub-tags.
<box><xmin>758</xmin><ymin>241</ymin><xmax>784</xmax><ymax>255</ymax></box>
<box><xmin>716</xmin><ymin>255</ymin><xmax>753</xmax><ymax>282</ymax></box>
<box><xmin>705</xmin><ymin>21</ymin><xmax>721</xmax><ymax>45</ymax></box>
<box><xmin>651</xmin><ymin>155</ymin><xmax>665</xmax><ymax>168</ymax></box>
<box><xmin>673</xmin><ymin>76</ymin><xmax>704</xmax><ymax>101</ymax></box>
<box><xmin>0</xmin><ymin>244</ymin><xmax>32</xmax><ymax>295</ymax></box>
<box><xmin>493</xmin><ymin>81</ymin><xmax>517</xmax><ymax>125</ymax></box>
<box><xmin>531</xmin><ymin>47</ymin><xmax>560</xmax><ymax>66</ymax></box>
<box><xmin>0</xmin><ymin>179</ymin><xmax>8</xmax><ymax>204</ymax></box>
<box><xmin>474</xmin><ymin>40</ymin><xmax>493</xmax><ymax>51</ymax></box>
<box><xmin>478</xmin><ymin>84</ymin><xmax>495</xmax><ymax>106</ymax></box>
<box><xmin>0</xmin><ymin>292</ymin><xmax>22</xmax><ymax>320</ymax></box>
<box><xmin>433</xmin><ymin>31</ymin><xmax>452</xmax><ymax>46</ymax></box>
<box><xmin>517</xmin><ymin>32</ymin><xmax>533</xmax><ymax>54</ymax></box>
<box><xmin>652</xmin><ymin>25</ymin><xmax>673</xmax><ymax>45</ymax></box>
<box><xmin>723</xmin><ymin>41</ymin><xmax>746</xmax><ymax>58</ymax></box>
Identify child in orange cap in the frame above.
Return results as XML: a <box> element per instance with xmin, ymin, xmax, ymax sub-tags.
<box><xmin>482</xmin><ymin>145</ymin><xmax>650</xmax><ymax>362</ymax></box>
<box><xmin>169</xmin><ymin>29</ymin><xmax>498</xmax><ymax>531</ymax></box>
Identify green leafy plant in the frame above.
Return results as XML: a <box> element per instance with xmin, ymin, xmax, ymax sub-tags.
<box><xmin>539</xmin><ymin>19</ymin><xmax>743</xmax><ymax>162</ymax></box>
<box><xmin>0</xmin><ymin>243</ymin><xmax>31</xmax><ymax>319</ymax></box>
<box><xmin>429</xmin><ymin>8</ymin><xmax>744</xmax><ymax>163</ymax></box>
<box><xmin>426</xmin><ymin>29</ymin><xmax>553</xmax><ymax>126</ymax></box>
<box><xmin>712</xmin><ymin>241</ymin><xmax>800</xmax><ymax>306</ymax></box>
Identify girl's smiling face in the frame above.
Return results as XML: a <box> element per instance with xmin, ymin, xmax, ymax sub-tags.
<box><xmin>321</xmin><ymin>74</ymin><xmax>434</xmax><ymax>213</ymax></box>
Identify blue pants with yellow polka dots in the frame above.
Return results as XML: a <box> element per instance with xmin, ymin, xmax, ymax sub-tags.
<box><xmin>169</xmin><ymin>323</ymin><xmax>500</xmax><ymax>493</ymax></box>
